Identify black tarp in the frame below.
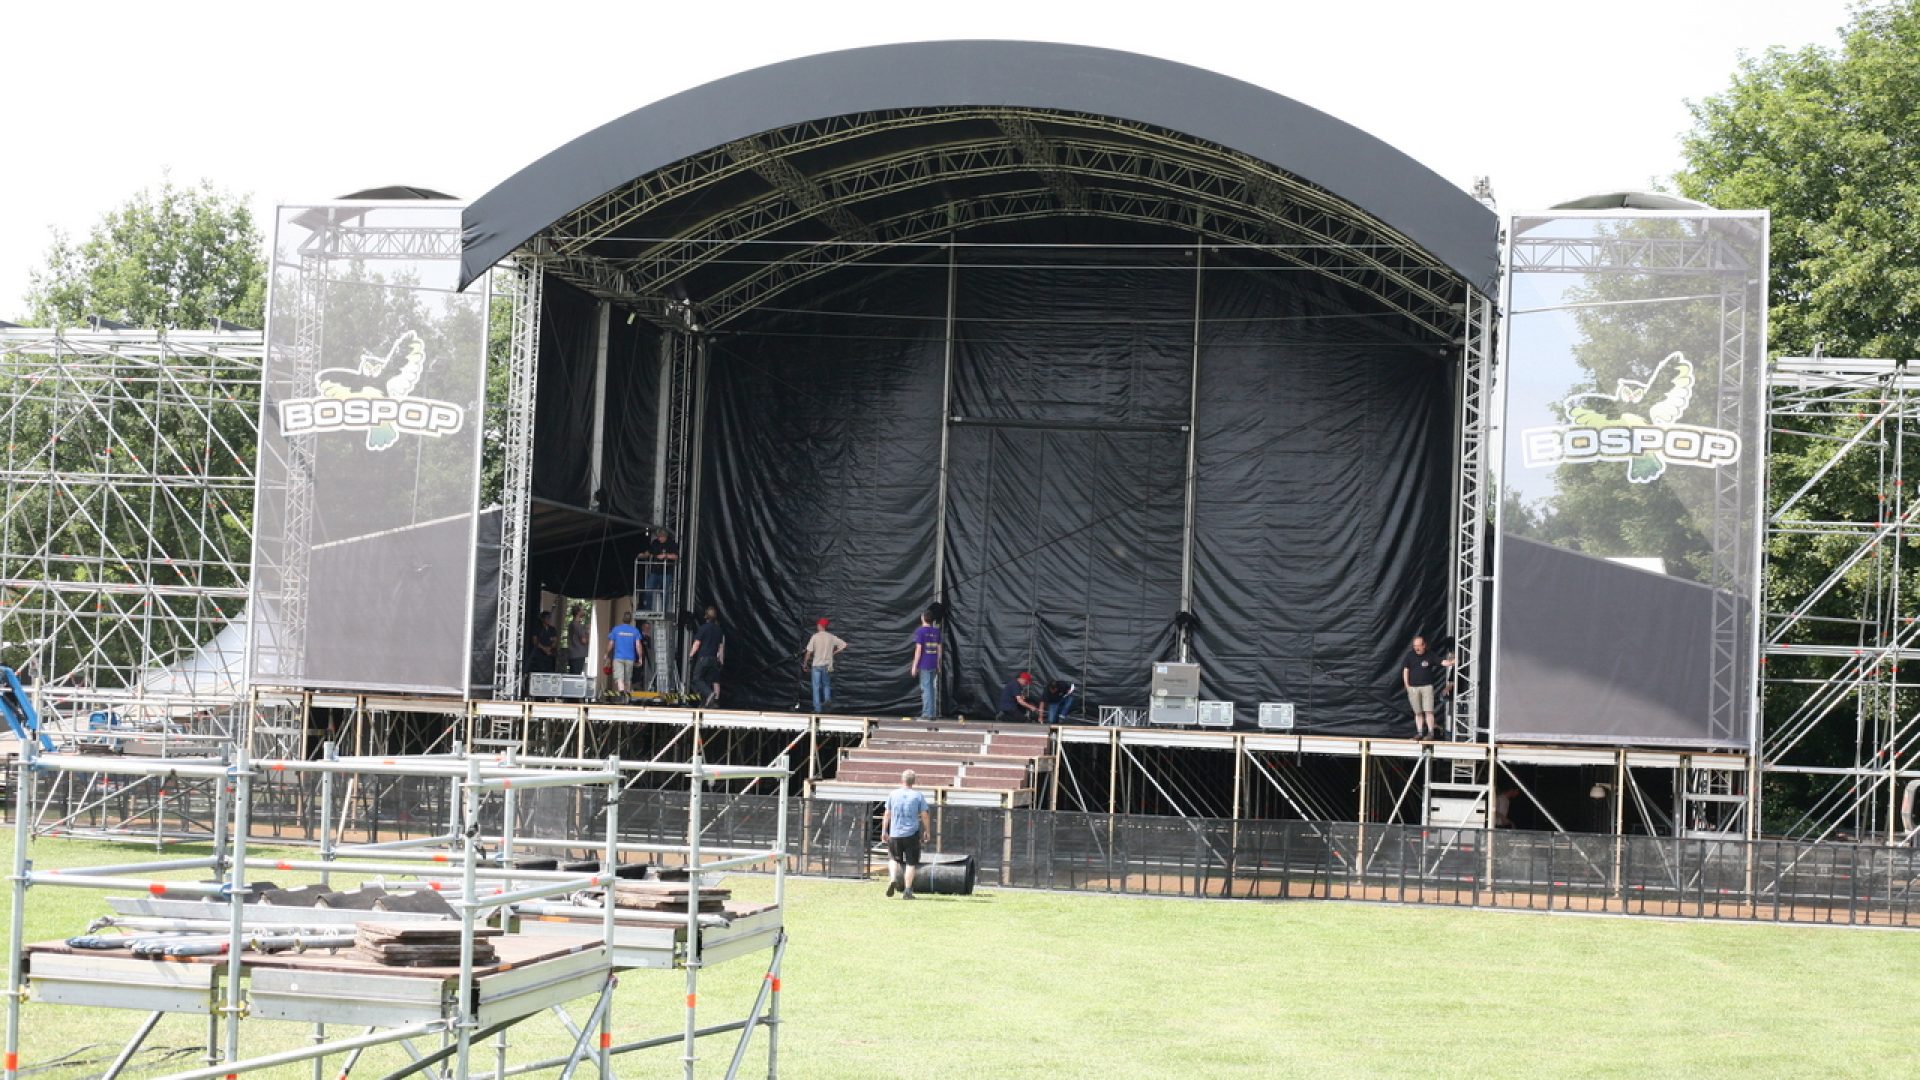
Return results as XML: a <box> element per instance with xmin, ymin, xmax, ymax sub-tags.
<box><xmin>532</xmin><ymin>277</ymin><xmax>598</xmax><ymax>507</ymax></box>
<box><xmin>697</xmin><ymin>267</ymin><xmax>946</xmax><ymax>714</ymax></box>
<box><xmin>1495</xmin><ymin>537</ymin><xmax>1719</xmax><ymax>745</ymax></box>
<box><xmin>601</xmin><ymin>314</ymin><xmax>660</xmax><ymax>522</ymax></box>
<box><xmin>308</xmin><ymin>514</ymin><xmax>480</xmax><ymax>693</ymax></box>
<box><xmin>680</xmin><ymin>240</ymin><xmax>1452</xmax><ymax>731</ymax></box>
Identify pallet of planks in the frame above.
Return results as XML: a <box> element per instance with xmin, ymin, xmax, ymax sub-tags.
<box><xmin>352</xmin><ymin>922</ymin><xmax>501</xmax><ymax>967</ymax></box>
<box><xmin>609</xmin><ymin>880</ymin><xmax>730</xmax><ymax>915</ymax></box>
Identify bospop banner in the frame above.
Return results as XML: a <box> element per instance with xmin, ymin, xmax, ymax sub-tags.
<box><xmin>1494</xmin><ymin>211</ymin><xmax>1766</xmax><ymax>748</ymax></box>
<box><xmin>250</xmin><ymin>203</ymin><xmax>488</xmax><ymax>694</ymax></box>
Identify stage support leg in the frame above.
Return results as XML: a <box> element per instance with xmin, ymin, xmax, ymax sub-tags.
<box><xmin>494</xmin><ymin>259</ymin><xmax>543</xmax><ymax>700</ymax></box>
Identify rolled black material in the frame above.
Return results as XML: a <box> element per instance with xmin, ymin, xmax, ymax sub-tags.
<box><xmin>914</xmin><ymin>852</ymin><xmax>977</xmax><ymax>895</ymax></box>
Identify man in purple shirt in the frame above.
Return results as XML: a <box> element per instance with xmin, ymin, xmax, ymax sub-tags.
<box><xmin>909</xmin><ymin>611</ymin><xmax>941</xmax><ymax>719</ymax></box>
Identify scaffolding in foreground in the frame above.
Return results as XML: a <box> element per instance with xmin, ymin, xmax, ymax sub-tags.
<box><xmin>1764</xmin><ymin>356</ymin><xmax>1920</xmax><ymax>843</ymax></box>
<box><xmin>0</xmin><ymin>327</ymin><xmax>262</xmax><ymax>735</ymax></box>
<box><xmin>4</xmin><ymin>740</ymin><xmax>790</xmax><ymax>1079</ymax></box>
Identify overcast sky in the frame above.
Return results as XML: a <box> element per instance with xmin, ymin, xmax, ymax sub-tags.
<box><xmin>0</xmin><ymin>0</ymin><xmax>1858</xmax><ymax>319</ymax></box>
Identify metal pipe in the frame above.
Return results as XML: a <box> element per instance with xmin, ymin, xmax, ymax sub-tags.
<box><xmin>455</xmin><ymin>757</ymin><xmax>480</xmax><ymax>1080</ymax></box>
<box><xmin>28</xmin><ymin>757</ymin><xmax>231</xmax><ymax>778</ymax></box>
<box><xmin>44</xmin><ymin>855</ymin><xmax>220</xmax><ymax>878</ymax></box>
<box><xmin>465</xmin><ymin>770</ymin><xmax>619</xmax><ymax>792</ymax></box>
<box><xmin>500</xmin><ymin>754</ymin><xmax>788</xmax><ymax>780</ymax></box>
<box><xmin>26</xmin><ymin>873</ymin><xmax>226</xmax><ymax>895</ymax></box>
<box><xmin>223</xmin><ymin>750</ymin><xmax>251</xmax><ymax>1068</ymax></box>
<box><xmin>774</xmin><ymin>754</ymin><xmax>790</xmax><ymax>910</ymax></box>
<box><xmin>318</xmin><ymin>741</ymin><xmax>336</xmax><ymax>889</ymax></box>
<box><xmin>101</xmin><ymin>1010</ymin><xmax>165</xmax><ymax>1080</ymax></box>
<box><xmin>684</xmin><ymin>753</ymin><xmax>704</xmax><ymax>1079</ymax></box>
<box><xmin>932</xmin><ymin>235</ymin><xmax>958</xmax><ymax>708</ymax></box>
<box><xmin>1177</xmin><ymin>227</ymin><xmax>1204</xmax><ymax>662</ymax></box>
<box><xmin>725</xmin><ymin>933</ymin><xmax>787</xmax><ymax>1079</ymax></box>
<box><xmin>499</xmin><ymin>837</ymin><xmax>767</xmax><ymax>858</ymax></box>
<box><xmin>241</xmin><ymin>857</ymin><xmax>585</xmax><ymax>881</ymax></box>
<box><xmin>695</xmin><ymin>853</ymin><xmax>778</xmax><ymax>873</ymax></box>
<box><xmin>460</xmin><ymin>875</ymin><xmax>610</xmax><ymax>912</ymax></box>
<box><xmin>6</xmin><ymin>744</ymin><xmax>38</xmax><ymax>1080</ymax></box>
<box><xmin>333</xmin><ymin>833</ymin><xmax>461</xmax><ymax>854</ymax></box>
<box><xmin>151</xmin><ymin>1021</ymin><xmax>447</xmax><ymax>1080</ymax></box>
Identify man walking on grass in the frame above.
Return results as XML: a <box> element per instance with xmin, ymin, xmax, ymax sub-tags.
<box><xmin>882</xmin><ymin>769</ymin><xmax>930</xmax><ymax>900</ymax></box>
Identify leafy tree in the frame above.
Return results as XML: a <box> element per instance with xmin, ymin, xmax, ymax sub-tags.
<box><xmin>24</xmin><ymin>178</ymin><xmax>265</xmax><ymax>330</ymax></box>
<box><xmin>1675</xmin><ymin>1</ymin><xmax>1920</xmax><ymax>833</ymax></box>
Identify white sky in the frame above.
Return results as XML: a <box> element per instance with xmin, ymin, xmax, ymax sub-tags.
<box><xmin>0</xmin><ymin>0</ymin><xmax>1856</xmax><ymax>319</ymax></box>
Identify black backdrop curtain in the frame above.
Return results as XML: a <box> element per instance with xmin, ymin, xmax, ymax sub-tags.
<box><xmin>663</xmin><ymin>240</ymin><xmax>1453</xmax><ymax>732</ymax></box>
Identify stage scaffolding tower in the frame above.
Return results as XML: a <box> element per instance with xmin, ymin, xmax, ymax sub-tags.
<box><xmin>0</xmin><ymin>326</ymin><xmax>261</xmax><ymax>726</ymax></box>
<box><xmin>1764</xmin><ymin>356</ymin><xmax>1920</xmax><ymax>843</ymax></box>
<box><xmin>492</xmin><ymin>260</ymin><xmax>543</xmax><ymax>701</ymax></box>
<box><xmin>1448</xmin><ymin>284</ymin><xmax>1494</xmax><ymax>745</ymax></box>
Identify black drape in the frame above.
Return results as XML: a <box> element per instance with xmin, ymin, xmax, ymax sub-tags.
<box><xmin>531</xmin><ymin>277</ymin><xmax>598</xmax><ymax>506</ymax></box>
<box><xmin>674</xmin><ymin>244</ymin><xmax>1452</xmax><ymax>729</ymax></box>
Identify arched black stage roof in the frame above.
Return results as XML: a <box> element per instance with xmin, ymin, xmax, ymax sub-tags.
<box><xmin>461</xmin><ymin>40</ymin><xmax>1497</xmax><ymax>338</ymax></box>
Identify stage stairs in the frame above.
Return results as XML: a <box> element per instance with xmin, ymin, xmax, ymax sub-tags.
<box><xmin>808</xmin><ymin>720</ymin><xmax>1055</xmax><ymax>809</ymax></box>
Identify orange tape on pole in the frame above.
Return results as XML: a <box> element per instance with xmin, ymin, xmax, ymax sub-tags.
<box><xmin>599</xmin><ymin>1033</ymin><xmax>612</xmax><ymax>1049</ymax></box>
<box><xmin>686</xmin><ymin>993</ymin><xmax>697</xmax><ymax>1008</ymax></box>
<box><xmin>7</xmin><ymin>1051</ymin><xmax>20</xmax><ymax>1071</ymax></box>
<box><xmin>771</xmin><ymin>977</ymin><xmax>782</xmax><ymax>993</ymax></box>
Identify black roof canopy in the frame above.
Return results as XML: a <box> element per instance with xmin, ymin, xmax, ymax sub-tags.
<box><xmin>462</xmin><ymin>40</ymin><xmax>1498</xmax><ymax>337</ymax></box>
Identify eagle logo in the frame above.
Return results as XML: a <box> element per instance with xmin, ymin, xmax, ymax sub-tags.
<box><xmin>1563</xmin><ymin>352</ymin><xmax>1696</xmax><ymax>483</ymax></box>
<box><xmin>316</xmin><ymin>331</ymin><xmax>428</xmax><ymax>451</ymax></box>
<box><xmin>1519</xmin><ymin>351</ymin><xmax>1740</xmax><ymax>482</ymax></box>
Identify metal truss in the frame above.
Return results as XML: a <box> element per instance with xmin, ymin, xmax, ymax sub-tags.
<box><xmin>294</xmin><ymin>224</ymin><xmax>462</xmax><ymax>261</ymax></box>
<box><xmin>0</xmin><ymin>327</ymin><xmax>260</xmax><ymax>722</ymax></box>
<box><xmin>530</xmin><ymin>106</ymin><xmax>1463</xmax><ymax>342</ymax></box>
<box><xmin>491</xmin><ymin>262</ymin><xmax>542</xmax><ymax>699</ymax></box>
<box><xmin>1506</xmin><ymin>234</ymin><xmax>1740</xmax><ymax>275</ymax></box>
<box><xmin>1448</xmin><ymin>286</ymin><xmax>1493</xmax><ymax>744</ymax></box>
<box><xmin>1763</xmin><ymin>357</ymin><xmax>1920</xmax><ymax>842</ymax></box>
<box><xmin>1706</xmin><ymin>287</ymin><xmax>1755</xmax><ymax>746</ymax></box>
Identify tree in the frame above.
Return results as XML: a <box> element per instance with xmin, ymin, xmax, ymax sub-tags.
<box><xmin>1676</xmin><ymin>1</ymin><xmax>1920</xmax><ymax>361</ymax></box>
<box><xmin>24</xmin><ymin>178</ymin><xmax>265</xmax><ymax>330</ymax></box>
<box><xmin>1675</xmin><ymin>1</ymin><xmax>1920</xmax><ymax>832</ymax></box>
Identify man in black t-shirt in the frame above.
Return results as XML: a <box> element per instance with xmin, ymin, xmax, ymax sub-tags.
<box><xmin>688</xmin><ymin>606</ymin><xmax>726</xmax><ymax>706</ymax></box>
<box><xmin>530</xmin><ymin>611</ymin><xmax>559</xmax><ymax>675</ymax></box>
<box><xmin>1400</xmin><ymin>635</ymin><xmax>1452</xmax><ymax>740</ymax></box>
<box><xmin>996</xmin><ymin>672</ymin><xmax>1043</xmax><ymax>723</ymax></box>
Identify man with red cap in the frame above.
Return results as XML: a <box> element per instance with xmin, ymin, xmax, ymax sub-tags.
<box><xmin>996</xmin><ymin>671</ymin><xmax>1044</xmax><ymax>723</ymax></box>
<box><xmin>802</xmin><ymin>617</ymin><xmax>848</xmax><ymax>714</ymax></box>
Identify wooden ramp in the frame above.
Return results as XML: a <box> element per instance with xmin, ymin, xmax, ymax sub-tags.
<box><xmin>809</xmin><ymin>720</ymin><xmax>1054</xmax><ymax>808</ymax></box>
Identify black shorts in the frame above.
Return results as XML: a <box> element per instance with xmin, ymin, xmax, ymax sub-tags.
<box><xmin>886</xmin><ymin>832</ymin><xmax>922</xmax><ymax>866</ymax></box>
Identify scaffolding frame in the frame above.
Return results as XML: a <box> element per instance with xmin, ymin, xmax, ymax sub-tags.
<box><xmin>492</xmin><ymin>261</ymin><xmax>543</xmax><ymax>700</ymax></box>
<box><xmin>0</xmin><ymin>327</ymin><xmax>261</xmax><ymax>729</ymax></box>
<box><xmin>1762</xmin><ymin>357</ymin><xmax>1920</xmax><ymax>842</ymax></box>
<box><xmin>5</xmin><ymin>737</ymin><xmax>791</xmax><ymax>1080</ymax></box>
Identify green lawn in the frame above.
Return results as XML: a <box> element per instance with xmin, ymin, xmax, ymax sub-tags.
<box><xmin>2</xmin><ymin>835</ymin><xmax>1918</xmax><ymax>1077</ymax></box>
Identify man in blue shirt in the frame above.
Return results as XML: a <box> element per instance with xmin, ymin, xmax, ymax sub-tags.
<box><xmin>881</xmin><ymin>769</ymin><xmax>931</xmax><ymax>900</ymax></box>
<box><xmin>607</xmin><ymin>614</ymin><xmax>644</xmax><ymax>695</ymax></box>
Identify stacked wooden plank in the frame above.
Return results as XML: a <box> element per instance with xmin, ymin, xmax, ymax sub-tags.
<box><xmin>609</xmin><ymin>880</ymin><xmax>729</xmax><ymax>914</ymax></box>
<box><xmin>352</xmin><ymin>922</ymin><xmax>500</xmax><ymax>967</ymax></box>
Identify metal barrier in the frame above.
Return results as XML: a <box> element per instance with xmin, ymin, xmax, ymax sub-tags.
<box><xmin>15</xmin><ymin>776</ymin><xmax>1920</xmax><ymax>927</ymax></box>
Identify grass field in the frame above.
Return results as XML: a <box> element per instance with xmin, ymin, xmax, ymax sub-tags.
<box><xmin>3</xmin><ymin>835</ymin><xmax>1919</xmax><ymax>1078</ymax></box>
